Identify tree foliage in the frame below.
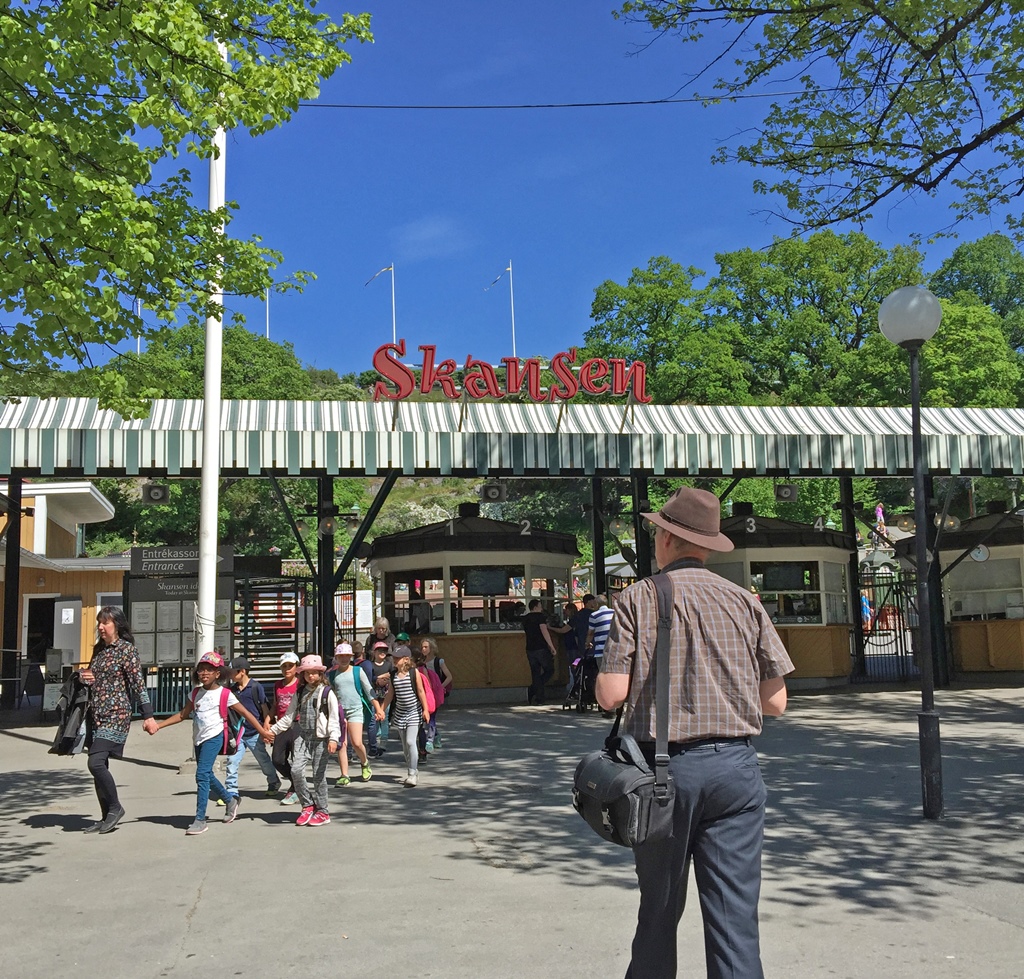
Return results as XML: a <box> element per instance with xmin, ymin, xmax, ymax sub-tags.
<box><xmin>0</xmin><ymin>1</ymin><xmax>371</xmax><ymax>411</ymax></box>
<box><xmin>617</xmin><ymin>1</ymin><xmax>1024</xmax><ymax>236</ymax></box>
<box><xmin>583</xmin><ymin>232</ymin><xmax>928</xmax><ymax>406</ymax></box>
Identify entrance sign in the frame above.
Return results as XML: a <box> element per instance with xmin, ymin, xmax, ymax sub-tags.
<box><xmin>372</xmin><ymin>341</ymin><xmax>651</xmax><ymax>404</ymax></box>
<box><xmin>131</xmin><ymin>546</ymin><xmax>234</xmax><ymax>575</ymax></box>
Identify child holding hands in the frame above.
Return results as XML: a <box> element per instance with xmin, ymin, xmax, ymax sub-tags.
<box><xmin>153</xmin><ymin>651</ymin><xmax>271</xmax><ymax>836</ymax></box>
<box><xmin>267</xmin><ymin>654</ymin><xmax>340</xmax><ymax>826</ymax></box>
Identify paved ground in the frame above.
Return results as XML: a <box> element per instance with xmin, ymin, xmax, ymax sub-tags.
<box><xmin>1</xmin><ymin>685</ymin><xmax>1023</xmax><ymax>978</ymax></box>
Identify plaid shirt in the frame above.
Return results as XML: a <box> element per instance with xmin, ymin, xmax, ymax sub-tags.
<box><xmin>601</xmin><ymin>563</ymin><xmax>794</xmax><ymax>742</ymax></box>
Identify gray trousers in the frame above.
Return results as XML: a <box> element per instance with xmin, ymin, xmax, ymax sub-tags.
<box><xmin>396</xmin><ymin>722</ymin><xmax>419</xmax><ymax>775</ymax></box>
<box><xmin>290</xmin><ymin>736</ymin><xmax>331</xmax><ymax>812</ymax></box>
<box><xmin>626</xmin><ymin>740</ymin><xmax>766</xmax><ymax>979</ymax></box>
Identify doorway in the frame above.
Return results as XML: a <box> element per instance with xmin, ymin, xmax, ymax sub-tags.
<box><xmin>25</xmin><ymin>596</ymin><xmax>57</xmax><ymax>664</ymax></box>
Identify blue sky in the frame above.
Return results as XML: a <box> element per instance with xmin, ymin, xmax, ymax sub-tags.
<box><xmin>213</xmin><ymin>2</ymin><xmax>1010</xmax><ymax>379</ymax></box>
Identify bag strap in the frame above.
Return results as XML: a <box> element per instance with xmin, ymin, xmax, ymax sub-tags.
<box><xmin>606</xmin><ymin>571</ymin><xmax>675</xmax><ymax>788</ymax></box>
<box><xmin>651</xmin><ymin>572</ymin><xmax>674</xmax><ymax>797</ymax></box>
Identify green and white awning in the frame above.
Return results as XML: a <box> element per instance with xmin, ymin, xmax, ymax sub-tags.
<box><xmin>0</xmin><ymin>398</ymin><xmax>1021</xmax><ymax>478</ymax></box>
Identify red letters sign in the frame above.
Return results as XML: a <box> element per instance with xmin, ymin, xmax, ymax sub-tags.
<box><xmin>372</xmin><ymin>341</ymin><xmax>651</xmax><ymax>404</ymax></box>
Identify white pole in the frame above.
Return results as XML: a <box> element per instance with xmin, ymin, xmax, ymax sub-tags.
<box><xmin>390</xmin><ymin>264</ymin><xmax>396</xmax><ymax>345</ymax></box>
<box><xmin>135</xmin><ymin>298</ymin><xmax>141</xmax><ymax>356</ymax></box>
<box><xmin>265</xmin><ymin>286</ymin><xmax>270</xmax><ymax>339</ymax></box>
<box><xmin>508</xmin><ymin>259</ymin><xmax>516</xmax><ymax>359</ymax></box>
<box><xmin>196</xmin><ymin>39</ymin><xmax>228</xmax><ymax>657</ymax></box>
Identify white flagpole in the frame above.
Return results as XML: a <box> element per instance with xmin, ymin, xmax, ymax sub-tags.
<box><xmin>390</xmin><ymin>263</ymin><xmax>397</xmax><ymax>345</ymax></box>
<box><xmin>196</xmin><ymin>38</ymin><xmax>228</xmax><ymax>657</ymax></box>
<box><xmin>508</xmin><ymin>260</ymin><xmax>516</xmax><ymax>358</ymax></box>
<box><xmin>265</xmin><ymin>286</ymin><xmax>270</xmax><ymax>339</ymax></box>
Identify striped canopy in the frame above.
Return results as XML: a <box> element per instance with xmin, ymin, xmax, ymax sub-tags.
<box><xmin>0</xmin><ymin>398</ymin><xmax>1021</xmax><ymax>478</ymax></box>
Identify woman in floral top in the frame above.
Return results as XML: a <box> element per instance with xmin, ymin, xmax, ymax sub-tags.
<box><xmin>79</xmin><ymin>606</ymin><xmax>158</xmax><ymax>834</ymax></box>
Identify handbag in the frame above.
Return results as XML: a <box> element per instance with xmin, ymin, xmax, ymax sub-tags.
<box><xmin>572</xmin><ymin>573</ymin><xmax>676</xmax><ymax>847</ymax></box>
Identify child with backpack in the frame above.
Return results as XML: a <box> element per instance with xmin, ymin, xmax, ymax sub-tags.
<box><xmin>331</xmin><ymin>642</ymin><xmax>385</xmax><ymax>786</ymax></box>
<box><xmin>221</xmin><ymin>657</ymin><xmax>280</xmax><ymax>808</ymax></box>
<box><xmin>271</xmin><ymin>652</ymin><xmax>303</xmax><ymax>805</ymax></box>
<box><xmin>418</xmin><ymin>637</ymin><xmax>453</xmax><ymax>750</ymax></box>
<box><xmin>153</xmin><ymin>651</ymin><xmax>270</xmax><ymax>836</ymax></box>
<box><xmin>412</xmin><ymin>646</ymin><xmax>445</xmax><ymax>758</ymax></box>
<box><xmin>379</xmin><ymin>645</ymin><xmax>430</xmax><ymax>787</ymax></box>
<box><xmin>267</xmin><ymin>654</ymin><xmax>340</xmax><ymax>826</ymax></box>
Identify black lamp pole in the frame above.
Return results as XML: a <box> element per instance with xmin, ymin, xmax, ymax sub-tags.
<box><xmin>880</xmin><ymin>285</ymin><xmax>944</xmax><ymax>821</ymax></box>
<box><xmin>908</xmin><ymin>343</ymin><xmax>944</xmax><ymax>818</ymax></box>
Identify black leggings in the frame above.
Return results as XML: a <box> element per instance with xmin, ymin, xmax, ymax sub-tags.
<box><xmin>272</xmin><ymin>726</ymin><xmax>300</xmax><ymax>790</ymax></box>
<box><xmin>87</xmin><ymin>738</ymin><xmax>124</xmax><ymax>816</ymax></box>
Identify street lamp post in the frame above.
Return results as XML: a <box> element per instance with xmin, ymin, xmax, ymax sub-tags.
<box><xmin>879</xmin><ymin>285</ymin><xmax>944</xmax><ymax>820</ymax></box>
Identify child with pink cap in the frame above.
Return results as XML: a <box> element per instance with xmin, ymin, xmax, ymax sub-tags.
<box><xmin>267</xmin><ymin>654</ymin><xmax>341</xmax><ymax>826</ymax></box>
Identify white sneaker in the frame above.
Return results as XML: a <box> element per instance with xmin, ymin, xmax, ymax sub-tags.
<box><xmin>403</xmin><ymin>772</ymin><xmax>418</xmax><ymax>787</ymax></box>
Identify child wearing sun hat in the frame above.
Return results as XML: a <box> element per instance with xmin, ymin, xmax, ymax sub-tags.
<box><xmin>267</xmin><ymin>654</ymin><xmax>341</xmax><ymax>826</ymax></box>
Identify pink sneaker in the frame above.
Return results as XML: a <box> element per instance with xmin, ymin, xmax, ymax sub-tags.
<box><xmin>296</xmin><ymin>806</ymin><xmax>315</xmax><ymax>826</ymax></box>
<box><xmin>308</xmin><ymin>810</ymin><xmax>331</xmax><ymax>827</ymax></box>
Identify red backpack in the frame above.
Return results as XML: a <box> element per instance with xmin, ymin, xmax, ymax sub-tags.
<box><xmin>189</xmin><ymin>686</ymin><xmax>244</xmax><ymax>756</ymax></box>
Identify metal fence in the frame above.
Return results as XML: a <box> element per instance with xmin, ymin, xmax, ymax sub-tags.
<box><xmin>138</xmin><ymin>666</ymin><xmax>193</xmax><ymax>717</ymax></box>
<box><xmin>855</xmin><ymin>567</ymin><xmax>922</xmax><ymax>683</ymax></box>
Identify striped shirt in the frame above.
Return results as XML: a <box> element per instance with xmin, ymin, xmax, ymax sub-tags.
<box><xmin>601</xmin><ymin>564</ymin><xmax>794</xmax><ymax>742</ymax></box>
<box><xmin>588</xmin><ymin>605</ymin><xmax>614</xmax><ymax>655</ymax></box>
<box><xmin>390</xmin><ymin>670</ymin><xmax>420</xmax><ymax>727</ymax></box>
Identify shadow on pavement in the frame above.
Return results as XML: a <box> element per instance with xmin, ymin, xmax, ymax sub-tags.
<box><xmin>757</xmin><ymin>690</ymin><xmax>1024</xmax><ymax>926</ymax></box>
<box><xmin>0</xmin><ymin>768</ymin><xmax>92</xmax><ymax>883</ymax></box>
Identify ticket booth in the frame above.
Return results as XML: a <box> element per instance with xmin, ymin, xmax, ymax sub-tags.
<box><xmin>707</xmin><ymin>507</ymin><xmax>857</xmax><ymax>681</ymax></box>
<box><xmin>366</xmin><ymin>503</ymin><xmax>579</xmax><ymax>703</ymax></box>
<box><xmin>928</xmin><ymin>508</ymin><xmax>1024</xmax><ymax>673</ymax></box>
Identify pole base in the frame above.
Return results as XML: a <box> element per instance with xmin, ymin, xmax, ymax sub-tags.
<box><xmin>918</xmin><ymin>710</ymin><xmax>943</xmax><ymax>819</ymax></box>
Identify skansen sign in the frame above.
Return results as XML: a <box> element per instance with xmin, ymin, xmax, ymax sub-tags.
<box><xmin>372</xmin><ymin>341</ymin><xmax>651</xmax><ymax>403</ymax></box>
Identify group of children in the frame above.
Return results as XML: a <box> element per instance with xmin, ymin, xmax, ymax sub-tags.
<box><xmin>150</xmin><ymin>635</ymin><xmax>453</xmax><ymax>835</ymax></box>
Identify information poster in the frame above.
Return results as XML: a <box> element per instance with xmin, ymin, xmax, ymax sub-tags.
<box><xmin>131</xmin><ymin>602</ymin><xmax>156</xmax><ymax>634</ymax></box>
<box><xmin>156</xmin><ymin>632</ymin><xmax>181</xmax><ymax>664</ymax></box>
<box><xmin>157</xmin><ymin>601</ymin><xmax>181</xmax><ymax>633</ymax></box>
<box><xmin>135</xmin><ymin>633</ymin><xmax>156</xmax><ymax>666</ymax></box>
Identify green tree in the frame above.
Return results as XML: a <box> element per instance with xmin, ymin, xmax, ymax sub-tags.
<box><xmin>0</xmin><ymin>1</ymin><xmax>371</xmax><ymax>411</ymax></box>
<box><xmin>930</xmin><ymin>234</ymin><xmax>1024</xmax><ymax>350</ymax></box>
<box><xmin>837</xmin><ymin>298</ymin><xmax>1021</xmax><ymax>408</ymax></box>
<box><xmin>584</xmin><ymin>233</ymin><xmax>924</xmax><ymax>406</ymax></box>
<box><xmin>709</xmin><ymin>232</ymin><xmax>923</xmax><ymax>405</ymax></box>
<box><xmin>616</xmin><ymin>2</ymin><xmax>1024</xmax><ymax>236</ymax></box>
<box><xmin>583</xmin><ymin>258</ymin><xmax>749</xmax><ymax>404</ymax></box>
<box><xmin>129</xmin><ymin>324</ymin><xmax>316</xmax><ymax>399</ymax></box>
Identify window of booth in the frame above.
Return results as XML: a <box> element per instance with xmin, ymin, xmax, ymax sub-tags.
<box><xmin>711</xmin><ymin>562</ymin><xmax>745</xmax><ymax>588</ymax></box>
<box><xmin>381</xmin><ymin>570</ymin><xmax>444</xmax><ymax>634</ymax></box>
<box><xmin>751</xmin><ymin>560</ymin><xmax>825</xmax><ymax>625</ymax></box>
<box><xmin>823</xmin><ymin>562</ymin><xmax>850</xmax><ymax>624</ymax></box>
<box><xmin>946</xmin><ymin>557</ymin><xmax>1024</xmax><ymax>620</ymax></box>
<box><xmin>449</xmin><ymin>565</ymin><xmax>526</xmax><ymax>632</ymax></box>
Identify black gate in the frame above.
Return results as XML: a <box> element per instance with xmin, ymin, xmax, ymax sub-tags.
<box><xmin>855</xmin><ymin>566</ymin><xmax>922</xmax><ymax>683</ymax></box>
<box><xmin>234</xmin><ymin>576</ymin><xmax>312</xmax><ymax>686</ymax></box>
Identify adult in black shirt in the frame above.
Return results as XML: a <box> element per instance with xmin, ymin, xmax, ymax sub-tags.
<box><xmin>522</xmin><ymin>599</ymin><xmax>558</xmax><ymax>705</ymax></box>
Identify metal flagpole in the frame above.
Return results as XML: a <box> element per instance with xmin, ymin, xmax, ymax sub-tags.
<box><xmin>265</xmin><ymin>287</ymin><xmax>270</xmax><ymax>339</ymax></box>
<box><xmin>508</xmin><ymin>260</ymin><xmax>516</xmax><ymax>358</ymax></box>
<box><xmin>390</xmin><ymin>264</ymin><xmax>396</xmax><ymax>345</ymax></box>
<box><xmin>196</xmin><ymin>39</ymin><xmax>228</xmax><ymax>657</ymax></box>
<box><xmin>365</xmin><ymin>265</ymin><xmax>395</xmax><ymax>343</ymax></box>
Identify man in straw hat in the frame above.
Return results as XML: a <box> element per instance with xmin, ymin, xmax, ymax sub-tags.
<box><xmin>596</xmin><ymin>486</ymin><xmax>794</xmax><ymax>979</ymax></box>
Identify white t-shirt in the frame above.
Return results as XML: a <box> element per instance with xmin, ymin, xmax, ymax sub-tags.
<box><xmin>189</xmin><ymin>686</ymin><xmax>239</xmax><ymax>746</ymax></box>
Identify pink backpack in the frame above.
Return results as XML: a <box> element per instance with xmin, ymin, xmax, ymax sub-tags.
<box><xmin>421</xmin><ymin>665</ymin><xmax>444</xmax><ymax>708</ymax></box>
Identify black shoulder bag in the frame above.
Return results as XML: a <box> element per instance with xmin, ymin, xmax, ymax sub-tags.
<box><xmin>571</xmin><ymin>573</ymin><xmax>676</xmax><ymax>847</ymax></box>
